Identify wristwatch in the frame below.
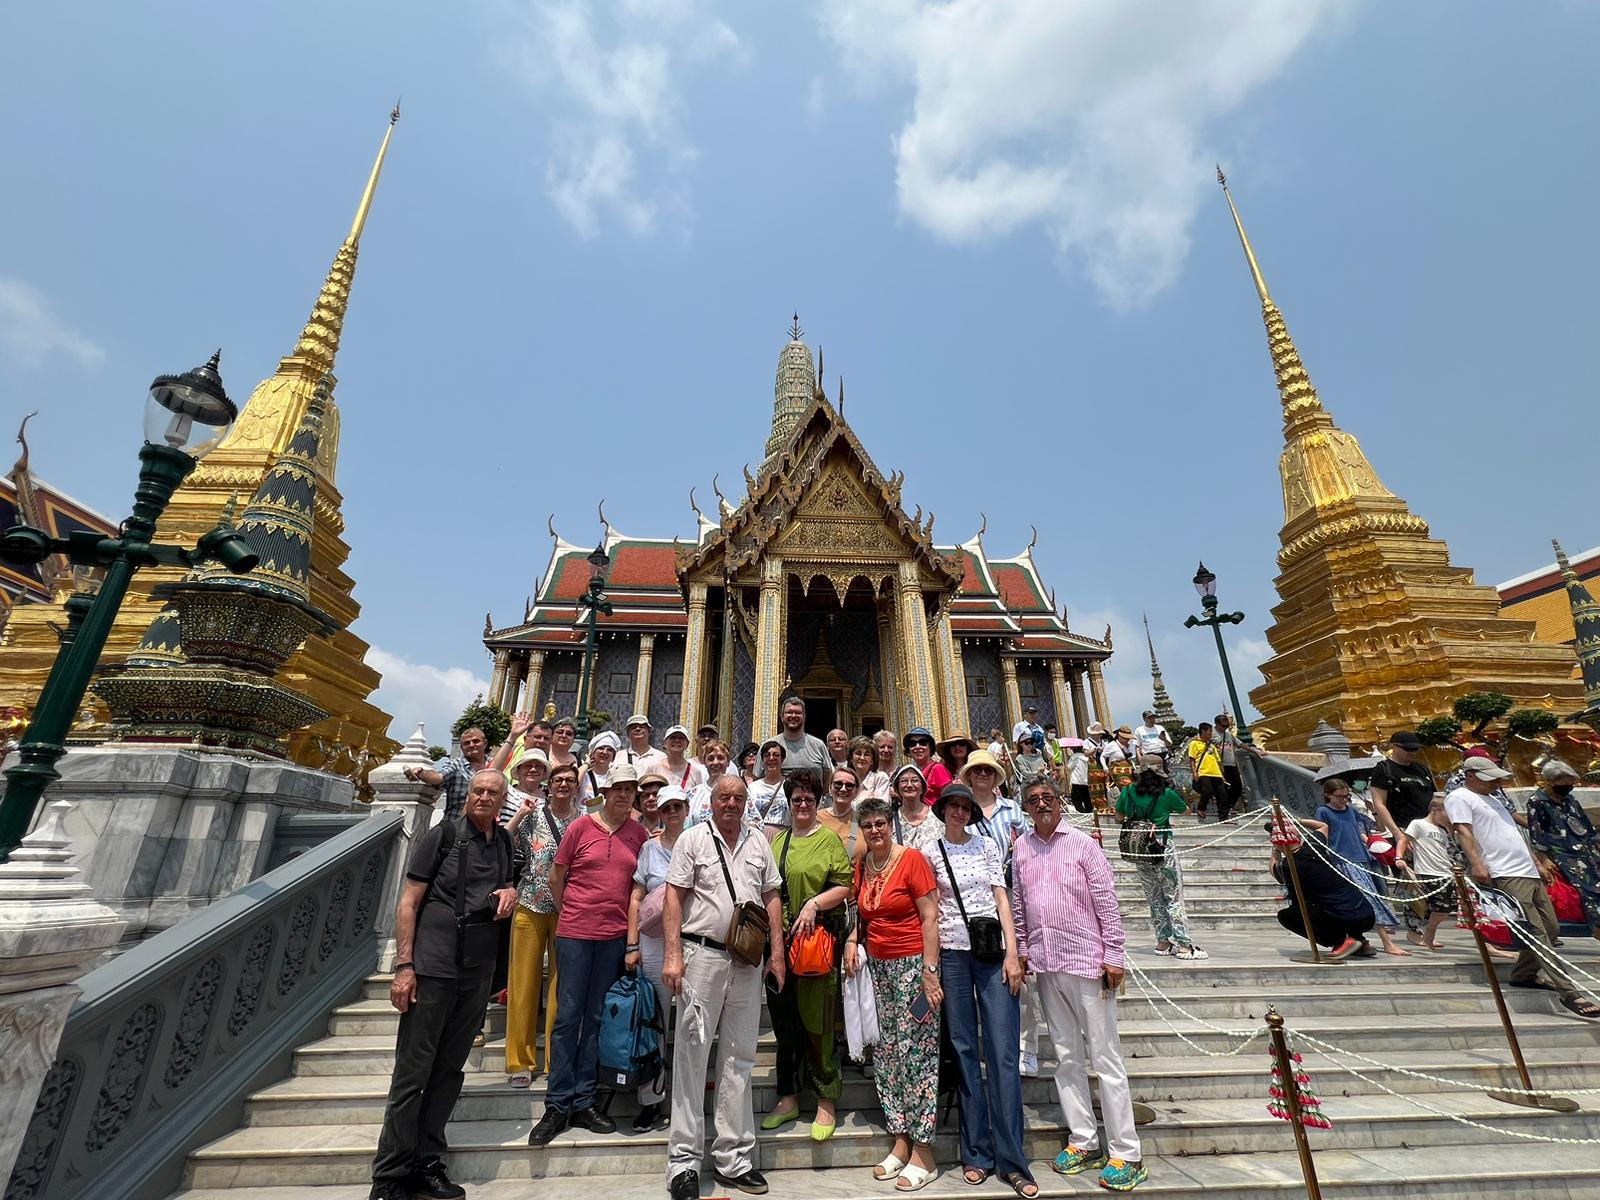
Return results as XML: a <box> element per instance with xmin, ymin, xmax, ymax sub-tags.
<box><xmin>923</xmin><ymin>962</ymin><xmax>939</xmax><ymax>976</ymax></box>
<box><xmin>394</xmin><ymin>962</ymin><xmax>414</xmax><ymax>972</ymax></box>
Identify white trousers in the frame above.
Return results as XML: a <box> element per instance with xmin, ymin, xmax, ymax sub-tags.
<box><xmin>1018</xmin><ymin>973</ymin><xmax>1039</xmax><ymax>1057</ymax></box>
<box><xmin>1036</xmin><ymin>970</ymin><xmax>1141</xmax><ymax>1162</ymax></box>
<box><xmin>666</xmin><ymin>942</ymin><xmax>762</xmax><ymax>1182</ymax></box>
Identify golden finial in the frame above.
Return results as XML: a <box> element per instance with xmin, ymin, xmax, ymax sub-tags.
<box><xmin>350</xmin><ymin>104</ymin><xmax>400</xmax><ymax>244</ymax></box>
<box><xmin>1554</xmin><ymin>539</ymin><xmax>1577</xmax><ymax>580</ymax></box>
<box><xmin>1217</xmin><ymin>165</ymin><xmax>1271</xmax><ymax>305</ymax></box>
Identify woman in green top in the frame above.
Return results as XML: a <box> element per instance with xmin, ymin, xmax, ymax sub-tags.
<box><xmin>1115</xmin><ymin>757</ymin><xmax>1207</xmax><ymax>960</ymax></box>
<box><xmin>762</xmin><ymin>769</ymin><xmax>854</xmax><ymax>1140</ymax></box>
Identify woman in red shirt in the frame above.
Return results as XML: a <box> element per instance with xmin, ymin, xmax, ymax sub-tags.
<box><xmin>844</xmin><ymin>797</ymin><xmax>943</xmax><ymax>1191</ymax></box>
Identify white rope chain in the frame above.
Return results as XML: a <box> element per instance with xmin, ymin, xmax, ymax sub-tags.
<box><xmin>1289</xmin><ymin>1037</ymin><xmax>1600</xmax><ymax>1144</ymax></box>
<box><xmin>1496</xmin><ymin>916</ymin><xmax>1600</xmax><ymax>1005</ymax></box>
<box><xmin>1291</xmin><ymin>1029</ymin><xmax>1600</xmax><ymax>1098</ymax></box>
<box><xmin>1283</xmin><ymin>813</ymin><xmax>1456</xmax><ymax>900</ymax></box>
<box><xmin>1123</xmin><ymin>959</ymin><xmax>1269</xmax><ymax>1058</ymax></box>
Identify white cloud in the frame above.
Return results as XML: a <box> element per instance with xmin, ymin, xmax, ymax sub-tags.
<box><xmin>368</xmin><ymin>646</ymin><xmax>490</xmax><ymax>749</ymax></box>
<box><xmin>814</xmin><ymin>0</ymin><xmax>1340</xmax><ymax>308</ymax></box>
<box><xmin>508</xmin><ymin>0</ymin><xmax>743</xmax><ymax>239</ymax></box>
<box><xmin>0</xmin><ymin>277</ymin><xmax>104</xmax><ymax>368</ymax></box>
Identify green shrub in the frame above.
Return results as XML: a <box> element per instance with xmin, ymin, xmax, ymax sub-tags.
<box><xmin>452</xmin><ymin>694</ymin><xmax>511</xmax><ymax>747</ymax></box>
<box><xmin>1415</xmin><ymin>716</ymin><xmax>1461</xmax><ymax>746</ymax></box>
<box><xmin>1452</xmin><ymin>692</ymin><xmax>1513</xmax><ymax>735</ymax></box>
<box><xmin>1506</xmin><ymin>709</ymin><xmax>1559</xmax><ymax>739</ymax></box>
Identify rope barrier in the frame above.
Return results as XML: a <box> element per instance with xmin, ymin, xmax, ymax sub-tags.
<box><xmin>1281</xmin><ymin>813</ymin><xmax>1455</xmax><ymax>900</ymax></box>
<box><xmin>1291</xmin><ymin>1030</ymin><xmax>1600</xmax><ymax>1098</ymax></box>
<box><xmin>1123</xmin><ymin>959</ymin><xmax>1270</xmax><ymax>1057</ymax></box>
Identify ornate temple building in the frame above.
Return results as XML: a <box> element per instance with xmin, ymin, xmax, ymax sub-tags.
<box><xmin>0</xmin><ymin>114</ymin><xmax>400</xmax><ymax>766</ymax></box>
<box><xmin>1220</xmin><ymin>174</ymin><xmax>1583</xmax><ymax>749</ymax></box>
<box><xmin>483</xmin><ymin>323</ymin><xmax>1114</xmax><ymax>749</ymax></box>
<box><xmin>1499</xmin><ymin>543</ymin><xmax>1600</xmax><ymax>658</ymax></box>
<box><xmin>1</xmin><ymin>420</ymin><xmax>117</xmax><ymax>614</ymax></box>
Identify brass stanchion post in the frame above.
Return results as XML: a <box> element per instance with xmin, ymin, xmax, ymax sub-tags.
<box><xmin>1265</xmin><ymin>1008</ymin><xmax>1323</xmax><ymax>1200</ymax></box>
<box><xmin>1452</xmin><ymin>865</ymin><xmax>1578</xmax><ymax>1113</ymax></box>
<box><xmin>1271</xmin><ymin>796</ymin><xmax>1322</xmax><ymax>965</ymax></box>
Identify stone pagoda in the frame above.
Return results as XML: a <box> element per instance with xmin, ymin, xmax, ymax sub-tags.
<box><xmin>1144</xmin><ymin>613</ymin><xmax>1183</xmax><ymax>734</ymax></box>
<box><xmin>1219</xmin><ymin>171</ymin><xmax>1582</xmax><ymax>749</ymax></box>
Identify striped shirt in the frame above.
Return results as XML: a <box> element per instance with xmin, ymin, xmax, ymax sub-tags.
<box><xmin>1011</xmin><ymin>822</ymin><xmax>1125</xmax><ymax>979</ymax></box>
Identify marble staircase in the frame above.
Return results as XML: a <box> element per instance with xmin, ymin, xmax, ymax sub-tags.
<box><xmin>168</xmin><ymin>815</ymin><xmax>1600</xmax><ymax>1200</ymax></box>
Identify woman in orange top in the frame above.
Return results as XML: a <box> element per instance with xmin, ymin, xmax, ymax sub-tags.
<box><xmin>843</xmin><ymin>797</ymin><xmax>943</xmax><ymax>1192</ymax></box>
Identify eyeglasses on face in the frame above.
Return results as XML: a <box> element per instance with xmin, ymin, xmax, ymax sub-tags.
<box><xmin>859</xmin><ymin>819</ymin><xmax>891</xmax><ymax>831</ymax></box>
<box><xmin>909</xmin><ymin>739</ymin><xmax>934</xmax><ymax>749</ymax></box>
<box><xmin>832</xmin><ymin>780</ymin><xmax>858</xmax><ymax>791</ymax></box>
<box><xmin>790</xmin><ymin>795</ymin><xmax>818</xmax><ymax>806</ymax></box>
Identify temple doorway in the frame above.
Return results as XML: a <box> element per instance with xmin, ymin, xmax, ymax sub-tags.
<box><xmin>803</xmin><ymin>698</ymin><xmax>838</xmax><ymax>740</ymax></box>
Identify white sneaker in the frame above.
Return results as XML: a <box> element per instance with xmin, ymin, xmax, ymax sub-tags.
<box><xmin>1020</xmin><ymin>1052</ymin><xmax>1039</xmax><ymax>1077</ymax></box>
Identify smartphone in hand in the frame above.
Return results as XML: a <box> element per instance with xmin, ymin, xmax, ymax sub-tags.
<box><xmin>909</xmin><ymin>990</ymin><xmax>935</xmax><ymax>1024</ymax></box>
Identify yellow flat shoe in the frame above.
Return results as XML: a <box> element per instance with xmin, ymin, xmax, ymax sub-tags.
<box><xmin>760</xmin><ymin>1108</ymin><xmax>799</xmax><ymax>1130</ymax></box>
<box><xmin>810</xmin><ymin>1116</ymin><xmax>837</xmax><ymax>1142</ymax></box>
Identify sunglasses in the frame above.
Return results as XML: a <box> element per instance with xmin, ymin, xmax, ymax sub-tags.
<box><xmin>859</xmin><ymin>819</ymin><xmax>891</xmax><ymax>831</ymax></box>
<box><xmin>909</xmin><ymin>739</ymin><xmax>934</xmax><ymax>748</ymax></box>
<box><xmin>832</xmin><ymin>780</ymin><xmax>858</xmax><ymax>791</ymax></box>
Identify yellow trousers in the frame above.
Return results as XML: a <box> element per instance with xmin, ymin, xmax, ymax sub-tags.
<box><xmin>507</xmin><ymin>907</ymin><xmax>559</xmax><ymax>1074</ymax></box>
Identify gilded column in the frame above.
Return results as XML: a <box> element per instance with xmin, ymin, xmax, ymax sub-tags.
<box><xmin>679</xmin><ymin>583</ymin><xmax>710</xmax><ymax>727</ymax></box>
<box><xmin>1088</xmin><ymin>660</ymin><xmax>1112</xmax><ymax>727</ymax></box>
<box><xmin>897</xmin><ymin>562</ymin><xmax>940</xmax><ymax>731</ymax></box>
<box><xmin>503</xmin><ymin>655</ymin><xmax>525</xmax><ymax>714</ymax></box>
<box><xmin>1069</xmin><ymin>665</ymin><xmax>1089</xmax><ymax>736</ymax></box>
<box><xmin>633</xmin><ymin>633</ymin><xmax>656</xmax><ymax>719</ymax></box>
<box><xmin>1049</xmin><ymin>659</ymin><xmax>1073</xmax><ymax>739</ymax></box>
<box><xmin>750</xmin><ymin>558</ymin><xmax>787</xmax><ymax>740</ymax></box>
<box><xmin>933</xmin><ymin>606</ymin><xmax>968</xmax><ymax>735</ymax></box>
<box><xmin>876</xmin><ymin>603</ymin><xmax>904</xmax><ymax>736</ymax></box>
<box><xmin>1000</xmin><ymin>655</ymin><xmax>1022</xmax><ymax>734</ymax></box>
<box><xmin>524</xmin><ymin>650</ymin><xmax>545</xmax><ymax>716</ymax></box>
<box><xmin>488</xmin><ymin>649</ymin><xmax>510</xmax><ymax>709</ymax></box>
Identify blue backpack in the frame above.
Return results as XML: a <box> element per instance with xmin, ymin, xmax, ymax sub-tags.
<box><xmin>597</xmin><ymin>971</ymin><xmax>663</xmax><ymax>1090</ymax></box>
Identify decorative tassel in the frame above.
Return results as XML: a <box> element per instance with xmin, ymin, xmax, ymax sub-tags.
<box><xmin>1267</xmin><ymin>1052</ymin><xmax>1332</xmax><ymax>1129</ymax></box>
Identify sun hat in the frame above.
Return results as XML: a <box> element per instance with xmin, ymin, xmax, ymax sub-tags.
<box><xmin>902</xmin><ymin>726</ymin><xmax>936</xmax><ymax>752</ymax></box>
<box><xmin>655</xmin><ymin>784</ymin><xmax>689</xmax><ymax>808</ymax></box>
<box><xmin>637</xmin><ymin>769</ymin><xmax>669</xmax><ymax>789</ymax></box>
<box><xmin>626</xmin><ymin>712</ymin><xmax>652</xmax><ymax>728</ymax></box>
<box><xmin>514</xmin><ymin>748</ymin><xmax>551</xmax><ymax>773</ymax></box>
<box><xmin>587</xmin><ymin>730</ymin><xmax>622</xmax><ymax>753</ymax></box>
<box><xmin>1115</xmin><ymin>725</ymin><xmax>1134</xmax><ymax>737</ymax></box>
<box><xmin>890</xmin><ymin>763</ymin><xmax>927</xmax><ymax>798</ymax></box>
<box><xmin>663</xmin><ymin>724</ymin><xmax>691</xmax><ymax>742</ymax></box>
<box><xmin>932</xmin><ymin>782</ymin><xmax>979</xmax><ymax>823</ymax></box>
<box><xmin>936</xmin><ymin>731</ymin><xmax>979</xmax><ymax>754</ymax></box>
<box><xmin>601</xmin><ymin>762</ymin><xmax>640</xmax><ymax>789</ymax></box>
<box><xmin>1138</xmin><ymin>754</ymin><xmax>1169</xmax><ymax>775</ymax></box>
<box><xmin>959</xmin><ymin>748</ymin><xmax>1007</xmax><ymax>784</ymax></box>
<box><xmin>1062</xmin><ymin>737</ymin><xmax>1084</xmax><ymax>749</ymax></box>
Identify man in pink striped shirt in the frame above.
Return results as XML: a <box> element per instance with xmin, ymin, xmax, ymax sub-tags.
<box><xmin>1011</xmin><ymin>778</ymin><xmax>1146</xmax><ymax>1192</ymax></box>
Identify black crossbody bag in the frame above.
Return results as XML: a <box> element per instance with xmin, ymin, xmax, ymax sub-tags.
<box><xmin>936</xmin><ymin>839</ymin><xmax>1007</xmax><ymax>964</ymax></box>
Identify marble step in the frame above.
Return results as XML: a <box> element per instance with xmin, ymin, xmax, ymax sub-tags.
<box><xmin>326</xmin><ymin>981</ymin><xmax>1542</xmax><ymax>1040</ymax></box>
<box><xmin>182</xmin><ymin>1091</ymin><xmax>1600</xmax><ymax>1187</ymax></box>
<box><xmin>290</xmin><ymin>1010</ymin><xmax>1600</xmax><ymax>1078</ymax></box>
<box><xmin>241</xmin><ymin>1043</ymin><xmax>1600</xmax><ymax>1127</ymax></box>
<box><xmin>165</xmin><ymin>1141</ymin><xmax>1600</xmax><ymax>1200</ymax></box>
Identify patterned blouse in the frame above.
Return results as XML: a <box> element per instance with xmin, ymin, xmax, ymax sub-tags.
<box><xmin>513</xmin><ymin>801</ymin><xmax>576</xmax><ymax>915</ymax></box>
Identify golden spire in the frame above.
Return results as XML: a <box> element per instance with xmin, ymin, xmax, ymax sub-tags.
<box><xmin>288</xmin><ymin>106</ymin><xmax>399</xmax><ymax>376</ymax></box>
<box><xmin>1217</xmin><ymin>167</ymin><xmax>1331</xmax><ymax>440</ymax></box>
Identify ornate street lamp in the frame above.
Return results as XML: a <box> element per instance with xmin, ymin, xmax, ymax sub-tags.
<box><xmin>0</xmin><ymin>353</ymin><xmax>259</xmax><ymax>860</ymax></box>
<box><xmin>1183</xmin><ymin>561</ymin><xmax>1254</xmax><ymax>745</ymax></box>
<box><xmin>573</xmin><ymin>537</ymin><xmax>613</xmax><ymax>742</ymax></box>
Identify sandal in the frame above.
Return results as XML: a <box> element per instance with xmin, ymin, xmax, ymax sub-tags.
<box><xmin>961</xmin><ymin>1167</ymin><xmax>990</xmax><ymax>1185</ymax></box>
<box><xmin>1152</xmin><ymin>944</ymin><xmax>1175</xmax><ymax>956</ymax></box>
<box><xmin>1174</xmin><ymin>946</ymin><xmax>1209</xmax><ymax>960</ymax></box>
<box><xmin>873</xmin><ymin>1154</ymin><xmax>906</xmax><ymax>1181</ymax></box>
<box><xmin>1561</xmin><ymin>995</ymin><xmax>1600</xmax><ymax>1020</ymax></box>
<box><xmin>998</xmin><ymin>1171</ymin><xmax>1039</xmax><ymax>1198</ymax></box>
<box><xmin>509</xmin><ymin>1071</ymin><xmax>533</xmax><ymax>1089</ymax></box>
<box><xmin>895</xmin><ymin>1165</ymin><xmax>937</xmax><ymax>1192</ymax></box>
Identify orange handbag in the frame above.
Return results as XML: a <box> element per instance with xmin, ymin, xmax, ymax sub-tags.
<box><xmin>788</xmin><ymin>924</ymin><xmax>837</xmax><ymax>977</ymax></box>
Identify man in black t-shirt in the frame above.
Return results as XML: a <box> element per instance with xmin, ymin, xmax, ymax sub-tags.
<box><xmin>1368</xmin><ymin>731</ymin><xmax>1438</xmax><ymax>842</ymax></box>
<box><xmin>370</xmin><ymin>770</ymin><xmax>518</xmax><ymax>1200</ymax></box>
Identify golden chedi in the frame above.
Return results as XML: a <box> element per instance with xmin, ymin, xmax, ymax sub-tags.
<box><xmin>1218</xmin><ymin>170</ymin><xmax>1582</xmax><ymax>750</ymax></box>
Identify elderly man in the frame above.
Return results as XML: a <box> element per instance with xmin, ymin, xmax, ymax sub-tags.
<box><xmin>663</xmin><ymin>775</ymin><xmax>784</xmax><ymax>1199</ymax></box>
<box><xmin>370</xmin><ymin>769</ymin><xmax>518</xmax><ymax>1200</ymax></box>
<box><xmin>1012</xmin><ymin>777</ymin><xmax>1146</xmax><ymax>1192</ymax></box>
<box><xmin>776</xmin><ymin>695</ymin><xmax>832</xmax><ymax>779</ymax></box>
<box><xmin>1012</xmin><ymin>702</ymin><xmax>1046</xmax><ymax>752</ymax></box>
<box><xmin>1447</xmin><ymin>757</ymin><xmax>1599</xmax><ymax>1020</ymax></box>
<box><xmin>406</xmin><ymin>726</ymin><xmax>491</xmax><ymax>822</ymax></box>
<box><xmin>623</xmin><ymin>712</ymin><xmax>668</xmax><ymax>777</ymax></box>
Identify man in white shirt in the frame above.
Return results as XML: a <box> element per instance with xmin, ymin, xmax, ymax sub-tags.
<box><xmin>1011</xmin><ymin>703</ymin><xmax>1045</xmax><ymax>751</ymax></box>
<box><xmin>1132</xmin><ymin>712</ymin><xmax>1172</xmax><ymax>762</ymax></box>
<box><xmin>1446</xmin><ymin>757</ymin><xmax>1595</xmax><ymax>1019</ymax></box>
<box><xmin>622</xmin><ymin>713</ymin><xmax>668</xmax><ymax>778</ymax></box>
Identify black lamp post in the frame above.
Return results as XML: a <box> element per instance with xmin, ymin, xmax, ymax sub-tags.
<box><xmin>0</xmin><ymin>353</ymin><xmax>260</xmax><ymax>860</ymax></box>
<box><xmin>1183</xmin><ymin>561</ymin><xmax>1254</xmax><ymax>745</ymax></box>
<box><xmin>572</xmin><ymin>538</ymin><xmax>613</xmax><ymax>742</ymax></box>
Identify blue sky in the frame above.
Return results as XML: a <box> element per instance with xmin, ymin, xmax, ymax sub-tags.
<box><xmin>2</xmin><ymin>2</ymin><xmax>1596</xmax><ymax>746</ymax></box>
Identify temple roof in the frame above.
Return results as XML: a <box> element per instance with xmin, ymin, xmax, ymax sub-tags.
<box><xmin>0</xmin><ymin>471</ymin><xmax>117</xmax><ymax>604</ymax></box>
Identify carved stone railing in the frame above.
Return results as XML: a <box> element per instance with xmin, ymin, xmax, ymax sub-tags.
<box><xmin>1240</xmin><ymin>752</ymin><xmax>1323</xmax><ymax>818</ymax></box>
<box><xmin>4</xmin><ymin>808</ymin><xmax>404</xmax><ymax>1200</ymax></box>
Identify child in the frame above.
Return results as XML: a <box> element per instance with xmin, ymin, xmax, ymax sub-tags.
<box><xmin>1400</xmin><ymin>797</ymin><xmax>1456</xmax><ymax>950</ymax></box>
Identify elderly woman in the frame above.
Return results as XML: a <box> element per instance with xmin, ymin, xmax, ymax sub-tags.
<box><xmin>625</xmin><ymin>784</ymin><xmax>691</xmax><ymax>1131</ymax></box>
<box><xmin>686</xmin><ymin>739</ymin><xmax>736</xmax><ymax>825</ymax></box>
<box><xmin>504</xmin><ymin>758</ymin><xmax>580</xmax><ymax>1086</ymax></box>
<box><xmin>1527</xmin><ymin>759</ymin><xmax>1600</xmax><ymax>938</ymax></box>
<box><xmin>762</xmin><ymin>770</ymin><xmax>854</xmax><ymax>1139</ymax></box>
<box><xmin>660</xmin><ymin>724</ymin><xmax>707</xmax><ymax>795</ymax></box>
<box><xmin>891</xmin><ymin>763</ymin><xmax>942</xmax><ymax>852</ymax></box>
<box><xmin>874</xmin><ymin>729</ymin><xmax>900</xmax><ymax>777</ymax></box>
<box><xmin>529</xmin><ymin>763</ymin><xmax>651</xmax><ymax>1145</ymax></box>
<box><xmin>922</xmin><ymin>783</ymin><xmax>1032</xmax><ymax>1195</ymax></box>
<box><xmin>1115</xmin><ymin>758</ymin><xmax>1206</xmax><ymax>960</ymax></box>
<box><xmin>578</xmin><ymin>729</ymin><xmax>622</xmax><ymax>807</ymax></box>
<box><xmin>844</xmin><ymin>797</ymin><xmax>943</xmax><ymax>1191</ymax></box>
<box><xmin>502</xmin><ymin>748</ymin><xmax>549</xmax><ymax>826</ymax></box>
<box><xmin>549</xmin><ymin>717</ymin><xmax>581</xmax><ymax>771</ymax></box>
<box><xmin>751</xmin><ymin>739</ymin><xmax>788</xmax><ymax>827</ymax></box>
<box><xmin>851</xmin><ymin>735</ymin><xmax>892</xmax><ymax>801</ymax></box>
<box><xmin>903</xmin><ymin>726</ymin><xmax>950</xmax><ymax>804</ymax></box>
<box><xmin>737</xmin><ymin>741</ymin><xmax>761</xmax><ymax>784</ymax></box>
<box><xmin>635</xmin><ymin>770</ymin><xmax>668</xmax><ymax>836</ymax></box>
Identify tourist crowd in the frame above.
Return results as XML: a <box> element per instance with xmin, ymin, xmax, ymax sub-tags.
<box><xmin>368</xmin><ymin>698</ymin><xmax>1202</xmax><ymax>1200</ymax></box>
